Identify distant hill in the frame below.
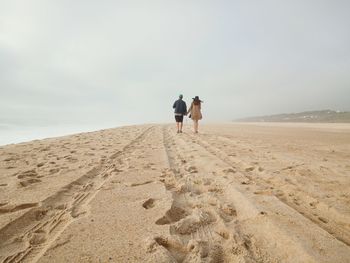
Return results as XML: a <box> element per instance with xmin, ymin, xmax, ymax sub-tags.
<box><xmin>237</xmin><ymin>110</ymin><xmax>350</xmax><ymax>123</ymax></box>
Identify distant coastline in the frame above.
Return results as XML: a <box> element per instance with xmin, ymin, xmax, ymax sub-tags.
<box><xmin>236</xmin><ymin>110</ymin><xmax>350</xmax><ymax>123</ymax></box>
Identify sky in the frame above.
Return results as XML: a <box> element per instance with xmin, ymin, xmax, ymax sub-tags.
<box><xmin>1</xmin><ymin>0</ymin><xmax>350</xmax><ymax>135</ymax></box>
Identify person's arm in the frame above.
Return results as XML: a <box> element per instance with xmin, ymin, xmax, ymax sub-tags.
<box><xmin>173</xmin><ymin>101</ymin><xmax>176</xmax><ymax>109</ymax></box>
<box><xmin>187</xmin><ymin>103</ymin><xmax>192</xmax><ymax>115</ymax></box>
<box><xmin>184</xmin><ymin>102</ymin><xmax>187</xmax><ymax>115</ymax></box>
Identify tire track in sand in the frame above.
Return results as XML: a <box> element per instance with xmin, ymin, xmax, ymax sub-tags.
<box><xmin>0</xmin><ymin>126</ymin><xmax>155</xmax><ymax>263</ymax></box>
<box><xmin>151</xmin><ymin>126</ymin><xmax>350</xmax><ymax>262</ymax></box>
<box><xmin>146</xmin><ymin>126</ymin><xmax>255</xmax><ymax>262</ymax></box>
<box><xmin>184</xmin><ymin>132</ymin><xmax>350</xmax><ymax>247</ymax></box>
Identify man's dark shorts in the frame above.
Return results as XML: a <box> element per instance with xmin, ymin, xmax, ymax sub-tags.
<box><xmin>175</xmin><ymin>115</ymin><xmax>184</xmax><ymax>123</ymax></box>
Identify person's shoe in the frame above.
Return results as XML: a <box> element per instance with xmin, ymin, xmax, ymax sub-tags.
<box><xmin>179</xmin><ymin>130</ymin><xmax>183</xmax><ymax>133</ymax></box>
<box><xmin>177</xmin><ymin>130</ymin><xmax>180</xmax><ymax>133</ymax></box>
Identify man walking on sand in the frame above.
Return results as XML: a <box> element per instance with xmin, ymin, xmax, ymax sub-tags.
<box><xmin>173</xmin><ymin>94</ymin><xmax>187</xmax><ymax>133</ymax></box>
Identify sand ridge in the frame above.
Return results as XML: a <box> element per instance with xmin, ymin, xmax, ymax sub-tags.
<box><xmin>0</xmin><ymin>123</ymin><xmax>350</xmax><ymax>262</ymax></box>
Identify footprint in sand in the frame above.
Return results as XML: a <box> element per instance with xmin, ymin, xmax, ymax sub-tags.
<box><xmin>37</xmin><ymin>162</ymin><xmax>45</xmax><ymax>167</ymax></box>
<box><xmin>218</xmin><ymin>204</ymin><xmax>237</xmax><ymax>222</ymax></box>
<box><xmin>223</xmin><ymin>168</ymin><xmax>236</xmax><ymax>174</ymax></box>
<box><xmin>17</xmin><ymin>169</ymin><xmax>38</xmax><ymax>179</ymax></box>
<box><xmin>207</xmin><ymin>184</ymin><xmax>223</xmax><ymax>194</ymax></box>
<box><xmin>39</xmin><ymin>147</ymin><xmax>50</xmax><ymax>152</ymax></box>
<box><xmin>155</xmin><ymin>205</ymin><xmax>188</xmax><ymax>225</ymax></box>
<box><xmin>254</xmin><ymin>187</ymin><xmax>272</xmax><ymax>194</ymax></box>
<box><xmin>293</xmin><ymin>198</ymin><xmax>301</xmax><ymax>206</ymax></box>
<box><xmin>318</xmin><ymin>216</ymin><xmax>329</xmax><ymax>224</ymax></box>
<box><xmin>129</xmin><ymin>181</ymin><xmax>153</xmax><ymax>187</ymax></box>
<box><xmin>170</xmin><ymin>210</ymin><xmax>216</xmax><ymax>235</ymax></box>
<box><xmin>275</xmin><ymin>191</ymin><xmax>287</xmax><ymax>202</ymax></box>
<box><xmin>245</xmin><ymin>167</ymin><xmax>255</xmax><ymax>172</ymax></box>
<box><xmin>309</xmin><ymin>201</ymin><xmax>318</xmax><ymax>208</ymax></box>
<box><xmin>148</xmin><ymin>236</ymin><xmax>225</xmax><ymax>262</ymax></box>
<box><xmin>30</xmin><ymin>230</ymin><xmax>47</xmax><ymax>245</ymax></box>
<box><xmin>49</xmin><ymin>168</ymin><xmax>60</xmax><ymax>174</ymax></box>
<box><xmin>143</xmin><ymin>163</ymin><xmax>154</xmax><ymax>169</ymax></box>
<box><xmin>145</xmin><ymin>236</ymin><xmax>187</xmax><ymax>262</ymax></box>
<box><xmin>4</xmin><ymin>156</ymin><xmax>20</xmax><ymax>162</ymax></box>
<box><xmin>214</xmin><ymin>227</ymin><xmax>230</xmax><ymax>240</ymax></box>
<box><xmin>202</xmin><ymin>178</ymin><xmax>212</xmax><ymax>186</ymax></box>
<box><xmin>186</xmin><ymin>166</ymin><xmax>198</xmax><ymax>174</ymax></box>
<box><xmin>19</xmin><ymin>178</ymin><xmax>42</xmax><ymax>187</ymax></box>
<box><xmin>143</xmin><ymin>198</ymin><xmax>156</xmax><ymax>209</ymax></box>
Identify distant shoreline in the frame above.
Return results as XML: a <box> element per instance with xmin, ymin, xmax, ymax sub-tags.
<box><xmin>237</xmin><ymin>110</ymin><xmax>350</xmax><ymax>123</ymax></box>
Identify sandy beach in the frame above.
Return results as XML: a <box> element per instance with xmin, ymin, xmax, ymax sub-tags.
<box><xmin>0</xmin><ymin>123</ymin><xmax>350</xmax><ymax>262</ymax></box>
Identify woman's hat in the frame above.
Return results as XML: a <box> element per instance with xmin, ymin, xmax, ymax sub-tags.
<box><xmin>192</xmin><ymin>96</ymin><xmax>202</xmax><ymax>102</ymax></box>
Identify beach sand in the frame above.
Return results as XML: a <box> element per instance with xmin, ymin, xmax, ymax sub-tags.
<box><xmin>0</xmin><ymin>123</ymin><xmax>350</xmax><ymax>262</ymax></box>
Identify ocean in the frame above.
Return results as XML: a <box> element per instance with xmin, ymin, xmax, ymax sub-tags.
<box><xmin>0</xmin><ymin>124</ymin><xmax>120</xmax><ymax>146</ymax></box>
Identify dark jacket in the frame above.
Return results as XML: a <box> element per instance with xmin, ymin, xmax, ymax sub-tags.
<box><xmin>173</xmin><ymin>99</ymin><xmax>187</xmax><ymax>115</ymax></box>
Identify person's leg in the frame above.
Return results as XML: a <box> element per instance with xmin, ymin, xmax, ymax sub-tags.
<box><xmin>176</xmin><ymin>115</ymin><xmax>183</xmax><ymax>133</ymax></box>
<box><xmin>194</xmin><ymin>120</ymin><xmax>198</xmax><ymax>133</ymax></box>
<box><xmin>175</xmin><ymin>116</ymin><xmax>181</xmax><ymax>133</ymax></box>
<box><xmin>180</xmin><ymin>121</ymin><xmax>183</xmax><ymax>132</ymax></box>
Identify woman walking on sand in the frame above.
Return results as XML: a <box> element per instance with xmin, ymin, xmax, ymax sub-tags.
<box><xmin>187</xmin><ymin>96</ymin><xmax>203</xmax><ymax>133</ymax></box>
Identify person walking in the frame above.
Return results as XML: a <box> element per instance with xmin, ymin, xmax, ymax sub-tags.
<box><xmin>187</xmin><ymin>96</ymin><xmax>202</xmax><ymax>133</ymax></box>
<box><xmin>173</xmin><ymin>94</ymin><xmax>187</xmax><ymax>133</ymax></box>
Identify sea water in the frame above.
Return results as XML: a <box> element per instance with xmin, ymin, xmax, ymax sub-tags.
<box><xmin>0</xmin><ymin>123</ymin><xmax>120</xmax><ymax>146</ymax></box>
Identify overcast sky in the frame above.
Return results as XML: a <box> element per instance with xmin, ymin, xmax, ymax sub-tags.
<box><xmin>1</xmin><ymin>0</ymin><xmax>350</xmax><ymax>129</ymax></box>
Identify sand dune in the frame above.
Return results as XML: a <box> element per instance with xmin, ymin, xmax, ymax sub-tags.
<box><xmin>0</xmin><ymin>123</ymin><xmax>350</xmax><ymax>262</ymax></box>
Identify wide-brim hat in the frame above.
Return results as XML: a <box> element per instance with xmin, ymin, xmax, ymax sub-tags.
<box><xmin>192</xmin><ymin>96</ymin><xmax>202</xmax><ymax>102</ymax></box>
